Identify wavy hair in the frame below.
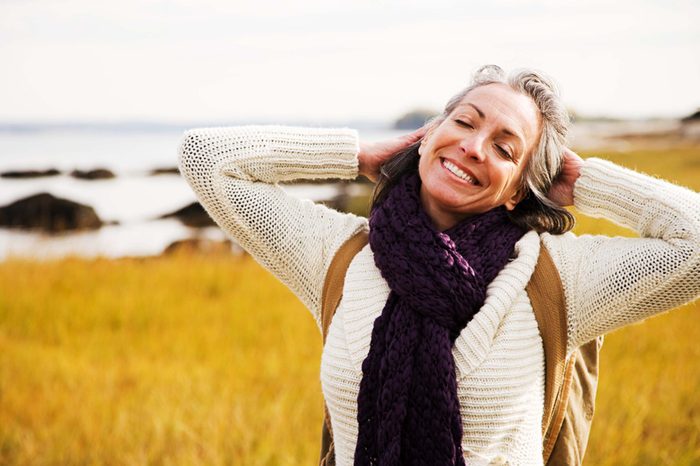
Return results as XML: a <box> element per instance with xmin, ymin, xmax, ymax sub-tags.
<box><xmin>370</xmin><ymin>65</ymin><xmax>574</xmax><ymax>234</ymax></box>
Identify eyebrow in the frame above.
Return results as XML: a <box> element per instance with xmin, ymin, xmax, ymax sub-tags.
<box><xmin>463</xmin><ymin>103</ymin><xmax>525</xmax><ymax>147</ymax></box>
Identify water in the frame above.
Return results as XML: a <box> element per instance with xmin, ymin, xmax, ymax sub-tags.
<box><xmin>0</xmin><ymin>127</ymin><xmax>399</xmax><ymax>260</ymax></box>
<box><xmin>1</xmin><ymin>121</ymin><xmax>679</xmax><ymax>260</ymax></box>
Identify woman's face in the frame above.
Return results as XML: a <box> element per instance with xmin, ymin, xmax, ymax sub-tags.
<box><xmin>417</xmin><ymin>83</ymin><xmax>542</xmax><ymax>231</ymax></box>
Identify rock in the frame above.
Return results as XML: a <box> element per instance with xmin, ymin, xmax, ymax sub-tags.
<box><xmin>394</xmin><ymin>109</ymin><xmax>438</xmax><ymax>130</ymax></box>
<box><xmin>0</xmin><ymin>192</ymin><xmax>103</xmax><ymax>232</ymax></box>
<box><xmin>681</xmin><ymin>109</ymin><xmax>700</xmax><ymax>122</ymax></box>
<box><xmin>1</xmin><ymin>169</ymin><xmax>61</xmax><ymax>178</ymax></box>
<box><xmin>159</xmin><ymin>202</ymin><xmax>216</xmax><ymax>227</ymax></box>
<box><xmin>70</xmin><ymin>168</ymin><xmax>116</xmax><ymax>180</ymax></box>
<box><xmin>163</xmin><ymin>238</ymin><xmax>240</xmax><ymax>255</ymax></box>
<box><xmin>319</xmin><ymin>184</ymin><xmax>352</xmax><ymax>213</ymax></box>
<box><xmin>149</xmin><ymin>167</ymin><xmax>180</xmax><ymax>176</ymax></box>
<box><xmin>319</xmin><ymin>196</ymin><xmax>347</xmax><ymax>212</ymax></box>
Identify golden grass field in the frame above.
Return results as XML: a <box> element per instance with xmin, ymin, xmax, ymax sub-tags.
<box><xmin>1</xmin><ymin>146</ymin><xmax>699</xmax><ymax>465</ymax></box>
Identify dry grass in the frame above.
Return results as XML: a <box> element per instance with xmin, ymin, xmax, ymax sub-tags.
<box><xmin>0</xmin><ymin>145</ymin><xmax>699</xmax><ymax>465</ymax></box>
<box><xmin>0</xmin><ymin>254</ymin><xmax>324</xmax><ymax>465</ymax></box>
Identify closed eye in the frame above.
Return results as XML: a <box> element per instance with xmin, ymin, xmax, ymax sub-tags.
<box><xmin>454</xmin><ymin>119</ymin><xmax>473</xmax><ymax>129</ymax></box>
<box><xmin>496</xmin><ymin>145</ymin><xmax>513</xmax><ymax>160</ymax></box>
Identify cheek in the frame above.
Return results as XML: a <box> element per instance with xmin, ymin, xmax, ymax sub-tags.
<box><xmin>499</xmin><ymin>166</ymin><xmax>525</xmax><ymax>200</ymax></box>
<box><xmin>505</xmin><ymin>166</ymin><xmax>517</xmax><ymax>185</ymax></box>
<box><xmin>418</xmin><ymin>152</ymin><xmax>431</xmax><ymax>179</ymax></box>
<box><xmin>419</xmin><ymin>154</ymin><xmax>447</xmax><ymax>191</ymax></box>
<box><xmin>417</xmin><ymin>158</ymin><xmax>443</xmax><ymax>199</ymax></box>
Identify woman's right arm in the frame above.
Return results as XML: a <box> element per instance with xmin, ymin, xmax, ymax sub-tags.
<box><xmin>177</xmin><ymin>125</ymin><xmax>368</xmax><ymax>330</ymax></box>
<box><xmin>542</xmin><ymin>157</ymin><xmax>700</xmax><ymax>355</ymax></box>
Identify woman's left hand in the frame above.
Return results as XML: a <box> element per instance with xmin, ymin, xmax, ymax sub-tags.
<box><xmin>358</xmin><ymin>125</ymin><xmax>429</xmax><ymax>183</ymax></box>
<box><xmin>546</xmin><ymin>147</ymin><xmax>584</xmax><ymax>207</ymax></box>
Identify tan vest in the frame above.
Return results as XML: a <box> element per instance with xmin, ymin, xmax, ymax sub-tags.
<box><xmin>319</xmin><ymin>230</ymin><xmax>603</xmax><ymax>465</ymax></box>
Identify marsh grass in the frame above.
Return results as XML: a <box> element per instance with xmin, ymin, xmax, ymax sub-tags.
<box><xmin>1</xmin><ymin>146</ymin><xmax>699</xmax><ymax>465</ymax></box>
<box><xmin>0</xmin><ymin>254</ymin><xmax>324</xmax><ymax>465</ymax></box>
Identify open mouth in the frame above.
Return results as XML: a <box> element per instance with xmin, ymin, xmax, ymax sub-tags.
<box><xmin>440</xmin><ymin>158</ymin><xmax>480</xmax><ymax>186</ymax></box>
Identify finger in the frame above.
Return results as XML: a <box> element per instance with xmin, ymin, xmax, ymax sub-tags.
<box><xmin>405</xmin><ymin>125</ymin><xmax>429</xmax><ymax>142</ymax></box>
<box><xmin>417</xmin><ymin>122</ymin><xmax>431</xmax><ymax>132</ymax></box>
<box><xmin>562</xmin><ymin>147</ymin><xmax>580</xmax><ymax>158</ymax></box>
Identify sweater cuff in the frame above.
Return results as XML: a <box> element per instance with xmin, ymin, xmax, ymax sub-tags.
<box><xmin>572</xmin><ymin>157</ymin><xmax>664</xmax><ymax>231</ymax></box>
<box><xmin>269</xmin><ymin>125</ymin><xmax>360</xmax><ymax>181</ymax></box>
<box><xmin>204</xmin><ymin>125</ymin><xmax>361</xmax><ymax>183</ymax></box>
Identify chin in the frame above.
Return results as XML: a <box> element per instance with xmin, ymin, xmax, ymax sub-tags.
<box><xmin>423</xmin><ymin>181</ymin><xmax>466</xmax><ymax>207</ymax></box>
<box><xmin>421</xmin><ymin>185</ymin><xmax>472</xmax><ymax>217</ymax></box>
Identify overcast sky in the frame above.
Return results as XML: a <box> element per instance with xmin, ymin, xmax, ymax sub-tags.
<box><xmin>1</xmin><ymin>0</ymin><xmax>698</xmax><ymax>123</ymax></box>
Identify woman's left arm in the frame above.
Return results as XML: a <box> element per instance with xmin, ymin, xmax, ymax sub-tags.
<box><xmin>542</xmin><ymin>153</ymin><xmax>700</xmax><ymax>355</ymax></box>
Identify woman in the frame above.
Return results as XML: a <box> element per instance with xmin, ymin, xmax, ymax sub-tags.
<box><xmin>177</xmin><ymin>65</ymin><xmax>700</xmax><ymax>465</ymax></box>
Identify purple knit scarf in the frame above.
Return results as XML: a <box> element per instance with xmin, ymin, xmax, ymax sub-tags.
<box><xmin>354</xmin><ymin>170</ymin><xmax>526</xmax><ymax>466</ymax></box>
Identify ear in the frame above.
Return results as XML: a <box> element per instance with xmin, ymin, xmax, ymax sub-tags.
<box><xmin>504</xmin><ymin>187</ymin><xmax>527</xmax><ymax>211</ymax></box>
<box><xmin>418</xmin><ymin>121</ymin><xmax>438</xmax><ymax>156</ymax></box>
<box><xmin>424</xmin><ymin>120</ymin><xmax>439</xmax><ymax>140</ymax></box>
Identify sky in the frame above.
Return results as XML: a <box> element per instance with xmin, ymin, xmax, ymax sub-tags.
<box><xmin>1</xmin><ymin>0</ymin><xmax>698</xmax><ymax>124</ymax></box>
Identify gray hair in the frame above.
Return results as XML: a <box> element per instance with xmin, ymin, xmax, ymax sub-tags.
<box><xmin>371</xmin><ymin>64</ymin><xmax>575</xmax><ymax>234</ymax></box>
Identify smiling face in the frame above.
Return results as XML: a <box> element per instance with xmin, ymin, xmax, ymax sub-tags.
<box><xmin>417</xmin><ymin>83</ymin><xmax>543</xmax><ymax>231</ymax></box>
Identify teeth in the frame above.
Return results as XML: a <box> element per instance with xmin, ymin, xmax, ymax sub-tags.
<box><xmin>443</xmin><ymin>159</ymin><xmax>478</xmax><ymax>185</ymax></box>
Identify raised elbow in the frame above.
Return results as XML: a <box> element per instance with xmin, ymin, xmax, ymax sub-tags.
<box><xmin>177</xmin><ymin>130</ymin><xmax>203</xmax><ymax>175</ymax></box>
<box><xmin>177</xmin><ymin>129</ymin><xmax>226</xmax><ymax>188</ymax></box>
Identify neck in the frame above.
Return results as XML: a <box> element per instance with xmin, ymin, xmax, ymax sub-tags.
<box><xmin>419</xmin><ymin>184</ymin><xmax>472</xmax><ymax>232</ymax></box>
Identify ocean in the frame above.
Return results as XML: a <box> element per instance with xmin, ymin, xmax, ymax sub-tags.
<box><xmin>0</xmin><ymin>126</ymin><xmax>400</xmax><ymax>260</ymax></box>
<box><xmin>0</xmin><ymin>119</ymin><xmax>681</xmax><ymax>260</ymax></box>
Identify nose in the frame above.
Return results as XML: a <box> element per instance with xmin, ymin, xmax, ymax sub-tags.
<box><xmin>459</xmin><ymin>135</ymin><xmax>487</xmax><ymax>163</ymax></box>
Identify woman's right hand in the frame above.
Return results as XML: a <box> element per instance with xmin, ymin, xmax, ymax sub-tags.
<box><xmin>546</xmin><ymin>147</ymin><xmax>584</xmax><ymax>207</ymax></box>
<box><xmin>358</xmin><ymin>124</ymin><xmax>430</xmax><ymax>183</ymax></box>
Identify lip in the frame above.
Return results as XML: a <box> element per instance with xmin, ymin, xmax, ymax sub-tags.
<box><xmin>440</xmin><ymin>157</ymin><xmax>481</xmax><ymax>186</ymax></box>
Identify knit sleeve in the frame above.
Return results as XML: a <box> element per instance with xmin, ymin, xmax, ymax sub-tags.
<box><xmin>177</xmin><ymin>125</ymin><xmax>369</xmax><ymax>330</ymax></box>
<box><xmin>541</xmin><ymin>157</ymin><xmax>700</xmax><ymax>355</ymax></box>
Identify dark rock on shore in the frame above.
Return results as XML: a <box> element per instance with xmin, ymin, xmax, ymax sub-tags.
<box><xmin>681</xmin><ymin>109</ymin><xmax>700</xmax><ymax>122</ymax></box>
<box><xmin>394</xmin><ymin>109</ymin><xmax>438</xmax><ymax>130</ymax></box>
<box><xmin>319</xmin><ymin>195</ymin><xmax>349</xmax><ymax>213</ymax></box>
<box><xmin>70</xmin><ymin>168</ymin><xmax>116</xmax><ymax>180</ymax></box>
<box><xmin>150</xmin><ymin>167</ymin><xmax>180</xmax><ymax>176</ymax></box>
<box><xmin>160</xmin><ymin>202</ymin><xmax>216</xmax><ymax>227</ymax></box>
<box><xmin>317</xmin><ymin>181</ymin><xmax>373</xmax><ymax>217</ymax></box>
<box><xmin>0</xmin><ymin>192</ymin><xmax>103</xmax><ymax>232</ymax></box>
<box><xmin>163</xmin><ymin>238</ymin><xmax>241</xmax><ymax>255</ymax></box>
<box><xmin>1</xmin><ymin>169</ymin><xmax>61</xmax><ymax>179</ymax></box>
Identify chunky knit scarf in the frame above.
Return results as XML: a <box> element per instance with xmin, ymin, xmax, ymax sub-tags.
<box><xmin>354</xmin><ymin>170</ymin><xmax>527</xmax><ymax>466</ymax></box>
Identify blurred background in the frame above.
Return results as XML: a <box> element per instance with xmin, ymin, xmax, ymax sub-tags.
<box><xmin>1</xmin><ymin>0</ymin><xmax>698</xmax><ymax>464</ymax></box>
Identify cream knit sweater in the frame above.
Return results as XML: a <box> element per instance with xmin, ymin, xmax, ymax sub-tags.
<box><xmin>177</xmin><ymin>125</ymin><xmax>700</xmax><ymax>466</ymax></box>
